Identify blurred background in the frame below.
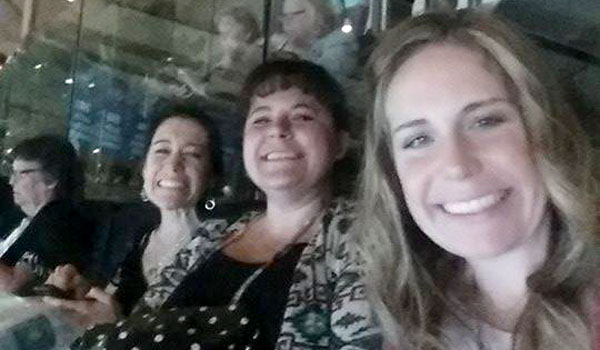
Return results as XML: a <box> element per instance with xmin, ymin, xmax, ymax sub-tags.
<box><xmin>0</xmin><ymin>0</ymin><xmax>596</xmax><ymax>203</ymax></box>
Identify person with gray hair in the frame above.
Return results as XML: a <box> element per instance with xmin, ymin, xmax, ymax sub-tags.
<box><xmin>0</xmin><ymin>135</ymin><xmax>93</xmax><ymax>293</ymax></box>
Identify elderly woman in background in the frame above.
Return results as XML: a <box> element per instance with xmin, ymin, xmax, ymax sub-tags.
<box><xmin>175</xmin><ymin>6</ymin><xmax>263</xmax><ymax>99</ymax></box>
<box><xmin>75</xmin><ymin>60</ymin><xmax>380</xmax><ymax>350</ymax></box>
<box><xmin>44</xmin><ymin>104</ymin><xmax>227</xmax><ymax>324</ymax></box>
<box><xmin>0</xmin><ymin>135</ymin><xmax>92</xmax><ymax>293</ymax></box>
<box><xmin>275</xmin><ymin>0</ymin><xmax>358</xmax><ymax>79</ymax></box>
<box><xmin>356</xmin><ymin>11</ymin><xmax>599</xmax><ymax>350</ymax></box>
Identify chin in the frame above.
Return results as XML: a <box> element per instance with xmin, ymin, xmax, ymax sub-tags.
<box><xmin>152</xmin><ymin>196</ymin><xmax>194</xmax><ymax>211</ymax></box>
<box><xmin>439</xmin><ymin>233</ymin><xmax>523</xmax><ymax>261</ymax></box>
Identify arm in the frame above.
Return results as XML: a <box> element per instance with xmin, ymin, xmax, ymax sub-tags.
<box><xmin>325</xmin><ymin>199</ymin><xmax>382</xmax><ymax>349</ymax></box>
<box><xmin>329</xmin><ymin>249</ymin><xmax>382</xmax><ymax>349</ymax></box>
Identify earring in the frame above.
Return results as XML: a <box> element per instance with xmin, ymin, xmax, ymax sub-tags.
<box><xmin>204</xmin><ymin>198</ymin><xmax>216</xmax><ymax>211</ymax></box>
<box><xmin>140</xmin><ymin>188</ymin><xmax>149</xmax><ymax>202</ymax></box>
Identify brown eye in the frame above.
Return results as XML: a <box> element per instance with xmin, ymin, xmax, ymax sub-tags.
<box><xmin>474</xmin><ymin>115</ymin><xmax>506</xmax><ymax>129</ymax></box>
<box><xmin>402</xmin><ymin>134</ymin><xmax>433</xmax><ymax>150</ymax></box>
<box><xmin>251</xmin><ymin>117</ymin><xmax>270</xmax><ymax>126</ymax></box>
<box><xmin>293</xmin><ymin>114</ymin><xmax>315</xmax><ymax>122</ymax></box>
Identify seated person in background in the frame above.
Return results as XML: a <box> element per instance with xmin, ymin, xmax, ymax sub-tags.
<box><xmin>44</xmin><ymin>104</ymin><xmax>228</xmax><ymax>324</ymax></box>
<box><xmin>0</xmin><ymin>135</ymin><xmax>93</xmax><ymax>292</ymax></box>
<box><xmin>70</xmin><ymin>60</ymin><xmax>380</xmax><ymax>350</ymax></box>
<box><xmin>356</xmin><ymin>11</ymin><xmax>600</xmax><ymax>350</ymax></box>
<box><xmin>274</xmin><ymin>0</ymin><xmax>358</xmax><ymax>79</ymax></box>
<box><xmin>213</xmin><ymin>6</ymin><xmax>262</xmax><ymax>73</ymax></box>
<box><xmin>176</xmin><ymin>6</ymin><xmax>263</xmax><ymax>99</ymax></box>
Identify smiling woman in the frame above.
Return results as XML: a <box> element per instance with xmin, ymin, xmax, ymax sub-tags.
<box><xmin>43</xmin><ymin>104</ymin><xmax>228</xmax><ymax>327</ymax></box>
<box><xmin>72</xmin><ymin>60</ymin><xmax>381</xmax><ymax>350</ymax></box>
<box><xmin>356</xmin><ymin>10</ymin><xmax>600</xmax><ymax>350</ymax></box>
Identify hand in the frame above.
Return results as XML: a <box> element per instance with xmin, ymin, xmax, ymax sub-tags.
<box><xmin>0</xmin><ymin>262</ymin><xmax>30</xmax><ymax>292</ymax></box>
<box><xmin>45</xmin><ymin>264</ymin><xmax>90</xmax><ymax>300</ymax></box>
<box><xmin>0</xmin><ymin>262</ymin><xmax>15</xmax><ymax>291</ymax></box>
<box><xmin>43</xmin><ymin>287</ymin><xmax>121</xmax><ymax>328</ymax></box>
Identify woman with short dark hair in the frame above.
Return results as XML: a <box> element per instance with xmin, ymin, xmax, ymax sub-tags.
<box><xmin>43</xmin><ymin>104</ymin><xmax>228</xmax><ymax>326</ymax></box>
<box><xmin>73</xmin><ymin>60</ymin><xmax>380</xmax><ymax>350</ymax></box>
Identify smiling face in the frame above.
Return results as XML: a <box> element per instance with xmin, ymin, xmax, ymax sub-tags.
<box><xmin>142</xmin><ymin>116</ymin><xmax>212</xmax><ymax>210</ymax></box>
<box><xmin>385</xmin><ymin>43</ymin><xmax>550</xmax><ymax>260</ymax></box>
<box><xmin>243</xmin><ymin>87</ymin><xmax>345</xmax><ymax>196</ymax></box>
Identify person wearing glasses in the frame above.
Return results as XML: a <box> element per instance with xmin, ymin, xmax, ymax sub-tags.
<box><xmin>0</xmin><ymin>135</ymin><xmax>93</xmax><ymax>293</ymax></box>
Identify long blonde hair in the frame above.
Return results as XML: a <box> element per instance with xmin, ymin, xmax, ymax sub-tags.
<box><xmin>355</xmin><ymin>10</ymin><xmax>599</xmax><ymax>349</ymax></box>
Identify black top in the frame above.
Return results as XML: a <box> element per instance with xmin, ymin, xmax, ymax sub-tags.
<box><xmin>164</xmin><ymin>244</ymin><xmax>307</xmax><ymax>350</ymax></box>
<box><xmin>113</xmin><ymin>234</ymin><xmax>151</xmax><ymax>316</ymax></box>
<box><xmin>1</xmin><ymin>199</ymin><xmax>93</xmax><ymax>271</ymax></box>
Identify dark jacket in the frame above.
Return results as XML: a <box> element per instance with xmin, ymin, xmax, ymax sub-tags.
<box><xmin>1</xmin><ymin>199</ymin><xmax>94</xmax><ymax>272</ymax></box>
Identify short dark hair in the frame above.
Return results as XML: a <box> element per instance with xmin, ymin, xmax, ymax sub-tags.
<box><xmin>148</xmin><ymin>103</ymin><xmax>223</xmax><ymax>178</ymax></box>
<box><xmin>12</xmin><ymin>135</ymin><xmax>84</xmax><ymax>201</ymax></box>
<box><xmin>240</xmin><ymin>59</ymin><xmax>350</xmax><ymax>131</ymax></box>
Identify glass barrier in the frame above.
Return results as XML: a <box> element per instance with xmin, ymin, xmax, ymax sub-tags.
<box><xmin>0</xmin><ymin>0</ymin><xmax>596</xmax><ymax>203</ymax></box>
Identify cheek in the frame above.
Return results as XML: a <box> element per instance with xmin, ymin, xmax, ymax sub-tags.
<box><xmin>142</xmin><ymin>161</ymin><xmax>159</xmax><ymax>188</ymax></box>
<box><xmin>191</xmin><ymin>161</ymin><xmax>211</xmax><ymax>185</ymax></box>
<box><xmin>242</xmin><ymin>137</ymin><xmax>256</xmax><ymax>168</ymax></box>
<box><xmin>393</xmin><ymin>154</ymin><xmax>431</xmax><ymax>216</ymax></box>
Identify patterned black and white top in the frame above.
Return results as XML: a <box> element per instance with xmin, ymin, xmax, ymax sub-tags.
<box><xmin>77</xmin><ymin>197</ymin><xmax>382</xmax><ymax>350</ymax></box>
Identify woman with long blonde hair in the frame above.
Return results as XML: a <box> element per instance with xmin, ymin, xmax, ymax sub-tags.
<box><xmin>356</xmin><ymin>10</ymin><xmax>599</xmax><ymax>350</ymax></box>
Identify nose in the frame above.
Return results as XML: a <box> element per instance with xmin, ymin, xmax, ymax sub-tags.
<box><xmin>440</xmin><ymin>137</ymin><xmax>481</xmax><ymax>180</ymax></box>
<box><xmin>8</xmin><ymin>173</ymin><xmax>15</xmax><ymax>186</ymax></box>
<box><xmin>268</xmin><ymin>117</ymin><xmax>292</xmax><ymax>139</ymax></box>
<box><xmin>165</xmin><ymin>152</ymin><xmax>185</xmax><ymax>172</ymax></box>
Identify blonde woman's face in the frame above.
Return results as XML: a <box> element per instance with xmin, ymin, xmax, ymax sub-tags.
<box><xmin>385</xmin><ymin>44</ymin><xmax>550</xmax><ymax>260</ymax></box>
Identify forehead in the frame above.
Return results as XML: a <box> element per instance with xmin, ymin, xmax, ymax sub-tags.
<box><xmin>12</xmin><ymin>158</ymin><xmax>42</xmax><ymax>169</ymax></box>
<box><xmin>250</xmin><ymin>87</ymin><xmax>324</xmax><ymax>110</ymax></box>
<box><xmin>385</xmin><ymin>44</ymin><xmax>508</xmax><ymax>120</ymax></box>
<box><xmin>153</xmin><ymin>117</ymin><xmax>209</xmax><ymax>143</ymax></box>
<box><xmin>283</xmin><ymin>0</ymin><xmax>308</xmax><ymax>12</ymax></box>
<box><xmin>218</xmin><ymin>16</ymin><xmax>241</xmax><ymax>29</ymax></box>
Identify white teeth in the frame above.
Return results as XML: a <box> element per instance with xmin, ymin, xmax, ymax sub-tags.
<box><xmin>158</xmin><ymin>180</ymin><xmax>184</xmax><ymax>189</ymax></box>
<box><xmin>441</xmin><ymin>191</ymin><xmax>506</xmax><ymax>215</ymax></box>
<box><xmin>265</xmin><ymin>152</ymin><xmax>298</xmax><ymax>161</ymax></box>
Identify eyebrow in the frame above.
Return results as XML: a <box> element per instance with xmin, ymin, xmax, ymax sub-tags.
<box><xmin>293</xmin><ymin>102</ymin><xmax>317</xmax><ymax>111</ymax></box>
<box><xmin>461</xmin><ymin>97</ymin><xmax>509</xmax><ymax>115</ymax></box>
<box><xmin>392</xmin><ymin>97</ymin><xmax>510</xmax><ymax>134</ymax></box>
<box><xmin>249</xmin><ymin>106</ymin><xmax>270</xmax><ymax>116</ymax></box>
<box><xmin>151</xmin><ymin>139</ymin><xmax>205</xmax><ymax>147</ymax></box>
<box><xmin>249</xmin><ymin>102</ymin><xmax>318</xmax><ymax>116</ymax></box>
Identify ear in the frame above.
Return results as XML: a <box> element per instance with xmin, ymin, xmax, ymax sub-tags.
<box><xmin>335</xmin><ymin>130</ymin><xmax>350</xmax><ymax>160</ymax></box>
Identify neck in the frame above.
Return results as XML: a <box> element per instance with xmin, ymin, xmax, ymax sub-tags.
<box><xmin>290</xmin><ymin>32</ymin><xmax>318</xmax><ymax>50</ymax></box>
<box><xmin>25</xmin><ymin>197</ymin><xmax>54</xmax><ymax>218</ymax></box>
<box><xmin>262</xmin><ymin>185</ymin><xmax>331</xmax><ymax>245</ymax></box>
<box><xmin>156</xmin><ymin>207</ymin><xmax>201</xmax><ymax>242</ymax></box>
<box><xmin>467</xmin><ymin>214</ymin><xmax>551</xmax><ymax>328</ymax></box>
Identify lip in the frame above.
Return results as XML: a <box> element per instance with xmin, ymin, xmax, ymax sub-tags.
<box><xmin>157</xmin><ymin>179</ymin><xmax>187</xmax><ymax>189</ymax></box>
<box><xmin>260</xmin><ymin>150</ymin><xmax>303</xmax><ymax>161</ymax></box>
<box><xmin>437</xmin><ymin>189</ymin><xmax>511</xmax><ymax>215</ymax></box>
